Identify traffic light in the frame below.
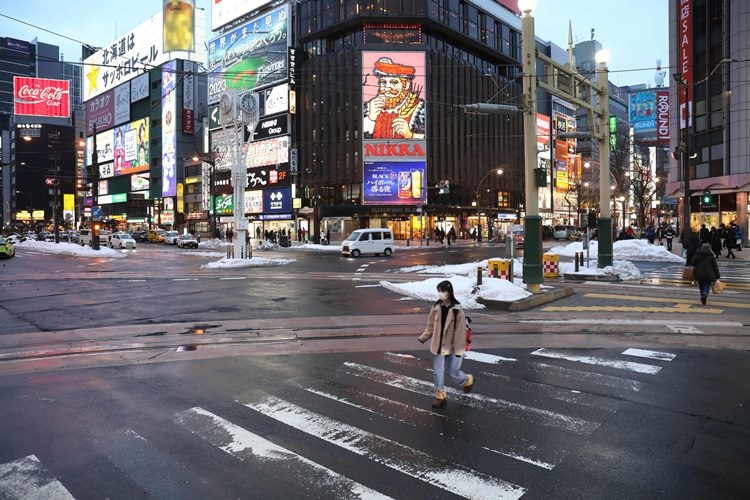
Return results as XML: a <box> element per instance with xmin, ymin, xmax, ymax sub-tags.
<box><xmin>702</xmin><ymin>190</ymin><xmax>711</xmax><ymax>204</ymax></box>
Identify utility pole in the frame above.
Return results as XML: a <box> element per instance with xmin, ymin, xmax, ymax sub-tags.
<box><xmin>91</xmin><ymin>123</ymin><xmax>100</xmax><ymax>250</ymax></box>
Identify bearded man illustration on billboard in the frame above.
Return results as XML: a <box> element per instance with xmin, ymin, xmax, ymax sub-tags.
<box><xmin>363</xmin><ymin>55</ymin><xmax>426</xmax><ymax>140</ymax></box>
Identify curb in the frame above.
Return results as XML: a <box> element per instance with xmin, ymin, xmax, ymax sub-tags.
<box><xmin>562</xmin><ymin>273</ymin><xmax>620</xmax><ymax>282</ymax></box>
<box><xmin>477</xmin><ymin>287</ymin><xmax>574</xmax><ymax>311</ymax></box>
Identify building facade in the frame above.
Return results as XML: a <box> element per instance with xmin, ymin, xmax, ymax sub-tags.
<box><xmin>667</xmin><ymin>0</ymin><xmax>749</xmax><ymax>244</ymax></box>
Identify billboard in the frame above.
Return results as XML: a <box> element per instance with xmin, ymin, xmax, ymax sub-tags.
<box><xmin>362</xmin><ymin>51</ymin><xmax>426</xmax><ymax>140</ymax></box>
<box><xmin>113</xmin><ymin>119</ymin><xmax>150</xmax><ymax>176</ymax></box>
<box><xmin>163</xmin><ymin>0</ymin><xmax>195</xmax><ymax>52</ymax></box>
<box><xmin>162</xmin><ymin>61</ymin><xmax>178</xmax><ymax>197</ymax></box>
<box><xmin>629</xmin><ymin>90</ymin><xmax>657</xmax><ymax>134</ymax></box>
<box><xmin>678</xmin><ymin>0</ymin><xmax>692</xmax><ymax>129</ymax></box>
<box><xmin>13</xmin><ymin>77</ymin><xmax>70</xmax><ymax>117</ymax></box>
<box><xmin>656</xmin><ymin>90</ymin><xmax>670</xmax><ymax>142</ymax></box>
<box><xmin>363</xmin><ymin>162</ymin><xmax>426</xmax><ymax>205</ymax></box>
<box><xmin>211</xmin><ymin>0</ymin><xmax>274</xmax><ymax>31</ymax></box>
<box><xmin>207</xmin><ymin>4</ymin><xmax>290</xmax><ymax>105</ymax></box>
<box><xmin>83</xmin><ymin>9</ymin><xmax>205</xmax><ymax>100</ymax></box>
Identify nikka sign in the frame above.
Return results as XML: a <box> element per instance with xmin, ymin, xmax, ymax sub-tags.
<box><xmin>14</xmin><ymin>77</ymin><xmax>70</xmax><ymax>118</ymax></box>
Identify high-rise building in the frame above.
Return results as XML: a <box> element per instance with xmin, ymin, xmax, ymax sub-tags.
<box><xmin>668</xmin><ymin>0</ymin><xmax>749</xmax><ymax>244</ymax></box>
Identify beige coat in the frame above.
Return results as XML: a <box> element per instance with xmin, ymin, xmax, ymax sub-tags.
<box><xmin>418</xmin><ymin>302</ymin><xmax>468</xmax><ymax>356</ymax></box>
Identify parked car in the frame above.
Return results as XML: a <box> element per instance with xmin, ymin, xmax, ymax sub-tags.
<box><xmin>109</xmin><ymin>233</ymin><xmax>137</xmax><ymax>249</ymax></box>
<box><xmin>148</xmin><ymin>229</ymin><xmax>166</xmax><ymax>243</ymax></box>
<box><xmin>342</xmin><ymin>228</ymin><xmax>395</xmax><ymax>257</ymax></box>
<box><xmin>0</xmin><ymin>236</ymin><xmax>15</xmax><ymax>258</ymax></box>
<box><xmin>164</xmin><ymin>231</ymin><xmax>180</xmax><ymax>245</ymax></box>
<box><xmin>176</xmin><ymin>234</ymin><xmax>199</xmax><ymax>248</ymax></box>
<box><xmin>542</xmin><ymin>225</ymin><xmax>554</xmax><ymax>240</ymax></box>
<box><xmin>553</xmin><ymin>225</ymin><xmax>577</xmax><ymax>240</ymax></box>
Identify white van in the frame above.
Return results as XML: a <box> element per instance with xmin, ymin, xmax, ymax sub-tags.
<box><xmin>341</xmin><ymin>228</ymin><xmax>395</xmax><ymax>257</ymax></box>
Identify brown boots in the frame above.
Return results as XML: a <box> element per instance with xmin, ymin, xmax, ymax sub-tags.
<box><xmin>463</xmin><ymin>374</ymin><xmax>474</xmax><ymax>393</ymax></box>
<box><xmin>431</xmin><ymin>389</ymin><xmax>447</xmax><ymax>408</ymax></box>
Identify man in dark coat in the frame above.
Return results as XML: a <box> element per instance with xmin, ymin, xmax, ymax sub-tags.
<box><xmin>724</xmin><ymin>223</ymin><xmax>737</xmax><ymax>259</ymax></box>
<box><xmin>699</xmin><ymin>224</ymin><xmax>710</xmax><ymax>244</ymax></box>
<box><xmin>691</xmin><ymin>243</ymin><xmax>720</xmax><ymax>304</ymax></box>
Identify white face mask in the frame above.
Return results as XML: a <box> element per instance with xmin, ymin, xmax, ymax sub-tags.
<box><xmin>438</xmin><ymin>291</ymin><xmax>450</xmax><ymax>301</ymax></box>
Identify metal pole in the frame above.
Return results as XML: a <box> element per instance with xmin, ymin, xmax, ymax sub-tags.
<box><xmin>91</xmin><ymin>124</ymin><xmax>100</xmax><ymax>250</ymax></box>
<box><xmin>596</xmin><ymin>58</ymin><xmax>613</xmax><ymax>267</ymax></box>
<box><xmin>521</xmin><ymin>8</ymin><xmax>542</xmax><ymax>292</ymax></box>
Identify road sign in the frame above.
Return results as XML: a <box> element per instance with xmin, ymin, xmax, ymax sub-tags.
<box><xmin>45</xmin><ymin>177</ymin><xmax>59</xmax><ymax>185</ymax></box>
<box><xmin>92</xmin><ymin>205</ymin><xmax>104</xmax><ymax>220</ymax></box>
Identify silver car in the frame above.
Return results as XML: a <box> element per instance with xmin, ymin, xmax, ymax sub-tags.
<box><xmin>109</xmin><ymin>233</ymin><xmax>137</xmax><ymax>249</ymax></box>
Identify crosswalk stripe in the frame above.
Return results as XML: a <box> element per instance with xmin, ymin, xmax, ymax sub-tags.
<box><xmin>481</xmin><ymin>446</ymin><xmax>556</xmax><ymax>470</ymax></box>
<box><xmin>464</xmin><ymin>351</ymin><xmax>518</xmax><ymax>363</ymax></box>
<box><xmin>340</xmin><ymin>362</ymin><xmax>599</xmax><ymax>435</ymax></box>
<box><xmin>238</xmin><ymin>392</ymin><xmax>527</xmax><ymax>500</ymax></box>
<box><xmin>531</xmin><ymin>348</ymin><xmax>662</xmax><ymax>374</ymax></box>
<box><xmin>172</xmin><ymin>407</ymin><xmax>391</xmax><ymax>499</ymax></box>
<box><xmin>622</xmin><ymin>348</ymin><xmax>676</xmax><ymax>361</ymax></box>
<box><xmin>0</xmin><ymin>455</ymin><xmax>75</xmax><ymax>499</ymax></box>
<box><xmin>529</xmin><ymin>361</ymin><xmax>643</xmax><ymax>393</ymax></box>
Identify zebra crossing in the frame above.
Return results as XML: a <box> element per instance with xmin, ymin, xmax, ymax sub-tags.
<box><xmin>0</xmin><ymin>346</ymin><xmax>677</xmax><ymax>499</ymax></box>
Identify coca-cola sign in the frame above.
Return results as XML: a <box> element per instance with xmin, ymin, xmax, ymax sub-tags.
<box><xmin>14</xmin><ymin>77</ymin><xmax>70</xmax><ymax>118</ymax></box>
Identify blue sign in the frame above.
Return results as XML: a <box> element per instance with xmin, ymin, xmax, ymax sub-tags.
<box><xmin>92</xmin><ymin>205</ymin><xmax>104</xmax><ymax>219</ymax></box>
<box><xmin>263</xmin><ymin>187</ymin><xmax>291</xmax><ymax>214</ymax></box>
<box><xmin>363</xmin><ymin>161</ymin><xmax>427</xmax><ymax>205</ymax></box>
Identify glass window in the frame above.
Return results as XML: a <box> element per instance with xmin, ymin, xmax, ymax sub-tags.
<box><xmin>359</xmin><ymin>232</ymin><xmax>370</xmax><ymax>241</ymax></box>
<box><xmin>372</xmin><ymin>231</ymin><xmax>382</xmax><ymax>241</ymax></box>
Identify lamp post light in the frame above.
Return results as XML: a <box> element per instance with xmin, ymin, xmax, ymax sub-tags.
<box><xmin>473</xmin><ymin>167</ymin><xmax>504</xmax><ymax>241</ymax></box>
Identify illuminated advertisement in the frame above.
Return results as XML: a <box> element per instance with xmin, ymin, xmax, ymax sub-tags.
<box><xmin>629</xmin><ymin>91</ymin><xmax>657</xmax><ymax>133</ymax></box>
<box><xmin>263</xmin><ymin>187</ymin><xmax>291</xmax><ymax>217</ymax></box>
<box><xmin>113</xmin><ymin>119</ymin><xmax>150</xmax><ymax>175</ymax></box>
<box><xmin>83</xmin><ymin>9</ymin><xmax>205</xmax><ymax>100</ymax></box>
<box><xmin>553</xmin><ymin>112</ymin><xmax>576</xmax><ymax>192</ymax></box>
<box><xmin>656</xmin><ymin>90</ymin><xmax>670</xmax><ymax>142</ymax></box>
<box><xmin>131</xmin><ymin>173</ymin><xmax>150</xmax><ymax>191</ymax></box>
<box><xmin>211</xmin><ymin>0</ymin><xmax>274</xmax><ymax>31</ymax></box>
<box><xmin>363</xmin><ymin>162</ymin><xmax>426</xmax><ymax>205</ymax></box>
<box><xmin>362</xmin><ymin>51</ymin><xmax>426</xmax><ymax>140</ymax></box>
<box><xmin>245</xmin><ymin>136</ymin><xmax>290</xmax><ymax>168</ymax></box>
<box><xmin>163</xmin><ymin>0</ymin><xmax>195</xmax><ymax>52</ymax></box>
<box><xmin>246</xmin><ymin>190</ymin><xmax>263</xmax><ymax>214</ymax></box>
<box><xmin>207</xmin><ymin>4</ymin><xmax>290</xmax><ymax>105</ymax></box>
<box><xmin>162</xmin><ymin>60</ymin><xmax>178</xmax><ymax>197</ymax></box>
<box><xmin>13</xmin><ymin>77</ymin><xmax>70</xmax><ymax>118</ymax></box>
<box><xmin>86</xmin><ymin>129</ymin><xmax>114</xmax><ymax>166</ymax></box>
<box><xmin>678</xmin><ymin>0</ymin><xmax>692</xmax><ymax>129</ymax></box>
<box><xmin>247</xmin><ymin>166</ymin><xmax>290</xmax><ymax>189</ymax></box>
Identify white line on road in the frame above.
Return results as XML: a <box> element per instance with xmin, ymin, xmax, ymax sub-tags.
<box><xmin>481</xmin><ymin>446</ymin><xmax>556</xmax><ymax>470</ymax></box>
<box><xmin>218</xmin><ymin>277</ymin><xmax>247</xmax><ymax>280</ymax></box>
<box><xmin>239</xmin><ymin>393</ymin><xmax>526</xmax><ymax>500</ymax></box>
<box><xmin>521</xmin><ymin>319</ymin><xmax>742</xmax><ymax>327</ymax></box>
<box><xmin>622</xmin><ymin>348</ymin><xmax>676</xmax><ymax>361</ymax></box>
<box><xmin>531</xmin><ymin>348</ymin><xmax>662</xmax><ymax>374</ymax></box>
<box><xmin>0</xmin><ymin>455</ymin><xmax>75</xmax><ymax>499</ymax></box>
<box><xmin>341</xmin><ymin>362</ymin><xmax>599</xmax><ymax>435</ymax></box>
<box><xmin>463</xmin><ymin>351</ymin><xmax>518</xmax><ymax>363</ymax></box>
<box><xmin>173</xmin><ymin>407</ymin><xmax>391</xmax><ymax>499</ymax></box>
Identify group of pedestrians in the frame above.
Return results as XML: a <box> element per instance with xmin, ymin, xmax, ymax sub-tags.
<box><xmin>696</xmin><ymin>222</ymin><xmax>742</xmax><ymax>259</ymax></box>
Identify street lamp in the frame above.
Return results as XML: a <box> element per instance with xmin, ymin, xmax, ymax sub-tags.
<box><xmin>192</xmin><ymin>153</ymin><xmax>219</xmax><ymax>238</ymax></box>
<box><xmin>471</xmin><ymin>168</ymin><xmax>503</xmax><ymax>243</ymax></box>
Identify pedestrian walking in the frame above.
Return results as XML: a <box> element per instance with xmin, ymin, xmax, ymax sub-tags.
<box><xmin>735</xmin><ymin>223</ymin><xmax>743</xmax><ymax>251</ymax></box>
<box><xmin>725</xmin><ymin>223</ymin><xmax>737</xmax><ymax>259</ymax></box>
<box><xmin>417</xmin><ymin>280</ymin><xmax>474</xmax><ymax>408</ymax></box>
<box><xmin>699</xmin><ymin>224</ymin><xmax>710</xmax><ymax>244</ymax></box>
<box><xmin>684</xmin><ymin>230</ymin><xmax>701</xmax><ymax>267</ymax></box>
<box><xmin>226</xmin><ymin>227</ymin><xmax>233</xmax><ymax>242</ymax></box>
<box><xmin>691</xmin><ymin>243</ymin><xmax>720</xmax><ymax>305</ymax></box>
<box><xmin>664</xmin><ymin>225</ymin><xmax>675</xmax><ymax>251</ymax></box>
<box><xmin>710</xmin><ymin>227</ymin><xmax>722</xmax><ymax>258</ymax></box>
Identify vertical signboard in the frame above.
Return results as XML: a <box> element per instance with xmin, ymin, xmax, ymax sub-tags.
<box><xmin>162</xmin><ymin>60</ymin><xmax>177</xmax><ymax>197</ymax></box>
<box><xmin>678</xmin><ymin>0</ymin><xmax>692</xmax><ymax>129</ymax></box>
<box><xmin>362</xmin><ymin>51</ymin><xmax>427</xmax><ymax>206</ymax></box>
<box><xmin>183</xmin><ymin>60</ymin><xmax>195</xmax><ymax>134</ymax></box>
<box><xmin>656</xmin><ymin>90</ymin><xmax>670</xmax><ymax>142</ymax></box>
<box><xmin>628</xmin><ymin>90</ymin><xmax>657</xmax><ymax>134</ymax></box>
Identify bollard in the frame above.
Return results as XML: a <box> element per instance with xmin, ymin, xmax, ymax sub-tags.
<box><xmin>477</xmin><ymin>266</ymin><xmax>483</xmax><ymax>286</ymax></box>
<box><xmin>574</xmin><ymin>252</ymin><xmax>580</xmax><ymax>272</ymax></box>
<box><xmin>227</xmin><ymin>246</ymin><xmax>231</xmax><ymax>259</ymax></box>
<box><xmin>426</xmin><ymin>237</ymin><xmax>430</xmax><ymax>246</ymax></box>
<box><xmin>406</xmin><ymin>238</ymin><xmax>410</xmax><ymax>247</ymax></box>
<box><xmin>578</xmin><ymin>251</ymin><xmax>584</xmax><ymax>267</ymax></box>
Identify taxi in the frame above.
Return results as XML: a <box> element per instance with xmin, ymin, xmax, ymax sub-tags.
<box><xmin>0</xmin><ymin>236</ymin><xmax>16</xmax><ymax>258</ymax></box>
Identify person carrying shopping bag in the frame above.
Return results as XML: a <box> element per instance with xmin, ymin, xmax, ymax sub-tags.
<box><xmin>691</xmin><ymin>243</ymin><xmax>721</xmax><ymax>305</ymax></box>
<box><xmin>417</xmin><ymin>280</ymin><xmax>474</xmax><ymax>408</ymax></box>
